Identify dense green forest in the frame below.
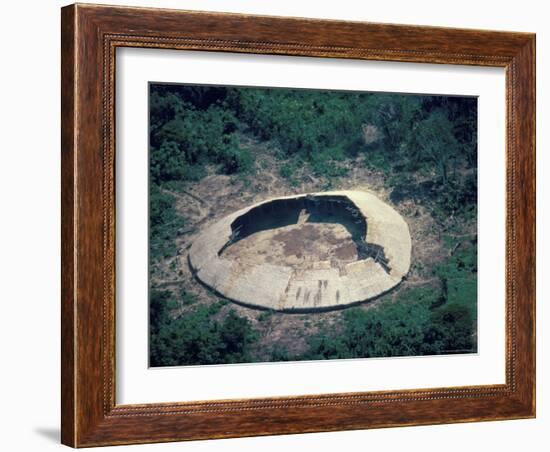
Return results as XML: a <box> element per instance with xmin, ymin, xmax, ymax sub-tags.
<box><xmin>149</xmin><ymin>83</ymin><xmax>478</xmax><ymax>366</ymax></box>
<box><xmin>150</xmin><ymin>290</ymin><xmax>257</xmax><ymax>366</ymax></box>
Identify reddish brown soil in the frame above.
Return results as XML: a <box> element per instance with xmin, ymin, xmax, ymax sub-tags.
<box><xmin>273</xmin><ymin>224</ymin><xmax>322</xmax><ymax>256</ymax></box>
<box><xmin>222</xmin><ymin>222</ymin><xmax>359</xmax><ymax>272</ymax></box>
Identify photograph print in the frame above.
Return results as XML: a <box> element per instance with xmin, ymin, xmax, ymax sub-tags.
<box><xmin>148</xmin><ymin>83</ymin><xmax>478</xmax><ymax>367</ymax></box>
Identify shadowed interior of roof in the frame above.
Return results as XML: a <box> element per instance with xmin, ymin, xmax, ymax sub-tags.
<box><xmin>219</xmin><ymin>195</ymin><xmax>367</xmax><ymax>255</ymax></box>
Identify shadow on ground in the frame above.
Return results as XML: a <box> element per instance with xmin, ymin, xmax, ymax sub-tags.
<box><xmin>34</xmin><ymin>427</ymin><xmax>59</xmax><ymax>443</ymax></box>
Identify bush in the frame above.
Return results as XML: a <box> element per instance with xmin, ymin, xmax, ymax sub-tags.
<box><xmin>149</xmin><ymin>184</ymin><xmax>184</xmax><ymax>261</ymax></box>
<box><xmin>299</xmin><ymin>247</ymin><xmax>477</xmax><ymax>361</ymax></box>
<box><xmin>302</xmin><ymin>288</ymin><xmax>436</xmax><ymax>360</ymax></box>
<box><xmin>423</xmin><ymin>304</ymin><xmax>475</xmax><ymax>354</ymax></box>
<box><xmin>149</xmin><ymin>85</ymin><xmax>252</xmax><ymax>183</ymax></box>
<box><xmin>149</xmin><ymin>290</ymin><xmax>258</xmax><ymax>366</ymax></box>
<box><xmin>434</xmin><ymin>243</ymin><xmax>477</xmax><ymax>320</ymax></box>
<box><xmin>310</xmin><ymin>147</ymin><xmax>348</xmax><ymax>178</ymax></box>
<box><xmin>151</xmin><ymin>83</ymin><xmax>478</xmax><ymax>220</ymax></box>
<box><xmin>219</xmin><ymin>145</ymin><xmax>254</xmax><ymax>174</ymax></box>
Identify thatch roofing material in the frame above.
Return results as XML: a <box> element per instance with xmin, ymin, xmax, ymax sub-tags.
<box><xmin>189</xmin><ymin>190</ymin><xmax>411</xmax><ymax>312</ymax></box>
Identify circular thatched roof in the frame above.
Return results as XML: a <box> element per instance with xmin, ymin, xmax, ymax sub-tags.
<box><xmin>188</xmin><ymin>190</ymin><xmax>411</xmax><ymax>312</ymax></box>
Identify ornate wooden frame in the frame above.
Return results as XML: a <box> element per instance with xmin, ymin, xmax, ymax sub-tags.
<box><xmin>61</xmin><ymin>3</ymin><xmax>536</xmax><ymax>447</ymax></box>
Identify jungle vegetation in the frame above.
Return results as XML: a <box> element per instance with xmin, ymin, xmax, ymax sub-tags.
<box><xmin>149</xmin><ymin>83</ymin><xmax>478</xmax><ymax>366</ymax></box>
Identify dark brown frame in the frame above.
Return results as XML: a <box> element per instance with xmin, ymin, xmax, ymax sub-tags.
<box><xmin>61</xmin><ymin>3</ymin><xmax>536</xmax><ymax>447</ymax></box>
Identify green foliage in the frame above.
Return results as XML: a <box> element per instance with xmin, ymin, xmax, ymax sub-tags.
<box><xmin>434</xmin><ymin>242</ymin><xmax>478</xmax><ymax>321</ymax></box>
<box><xmin>301</xmin><ymin>288</ymin><xmax>436</xmax><ymax>360</ymax></box>
<box><xmin>374</xmin><ymin>94</ymin><xmax>423</xmax><ymax>154</ymax></box>
<box><xmin>149</xmin><ymin>85</ymin><xmax>258</xmax><ymax>263</ymax></box>
<box><xmin>310</xmin><ymin>146</ymin><xmax>348</xmax><ymax>178</ymax></box>
<box><xmin>257</xmin><ymin>310</ymin><xmax>273</xmax><ymax>322</ymax></box>
<box><xmin>300</xmin><ymin>247</ymin><xmax>477</xmax><ymax>360</ymax></box>
<box><xmin>150</xmin><ymin>140</ymin><xmax>188</xmax><ymax>184</ymax></box>
<box><xmin>149</xmin><ymin>86</ymin><xmax>253</xmax><ymax>183</ymax></box>
<box><xmin>268</xmin><ymin>344</ymin><xmax>293</xmax><ymax>362</ymax></box>
<box><xmin>178</xmin><ymin>289</ymin><xmax>198</xmax><ymax>306</ymax></box>
<box><xmin>413</xmin><ymin>109</ymin><xmax>459</xmax><ymax>184</ymax></box>
<box><xmin>228</xmin><ymin>87</ymin><xmax>476</xmax><ymax>218</ymax></box>
<box><xmin>218</xmin><ymin>145</ymin><xmax>254</xmax><ymax>174</ymax></box>
<box><xmin>423</xmin><ymin>304</ymin><xmax>475</xmax><ymax>354</ymax></box>
<box><xmin>149</xmin><ymin>289</ymin><xmax>177</xmax><ymax>331</ymax></box>
<box><xmin>376</xmin><ymin>98</ymin><xmax>477</xmax><ymax>218</ymax></box>
<box><xmin>279</xmin><ymin>157</ymin><xmax>304</xmax><ymax>186</ymax></box>
<box><xmin>149</xmin><ymin>184</ymin><xmax>184</xmax><ymax>261</ymax></box>
<box><xmin>149</xmin><ymin>290</ymin><xmax>258</xmax><ymax>366</ymax></box>
<box><xmin>230</xmin><ymin>87</ymin><xmax>369</xmax><ymax>171</ymax></box>
<box><xmin>150</xmin><ymin>84</ymin><xmax>477</xmax><ymax>219</ymax></box>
